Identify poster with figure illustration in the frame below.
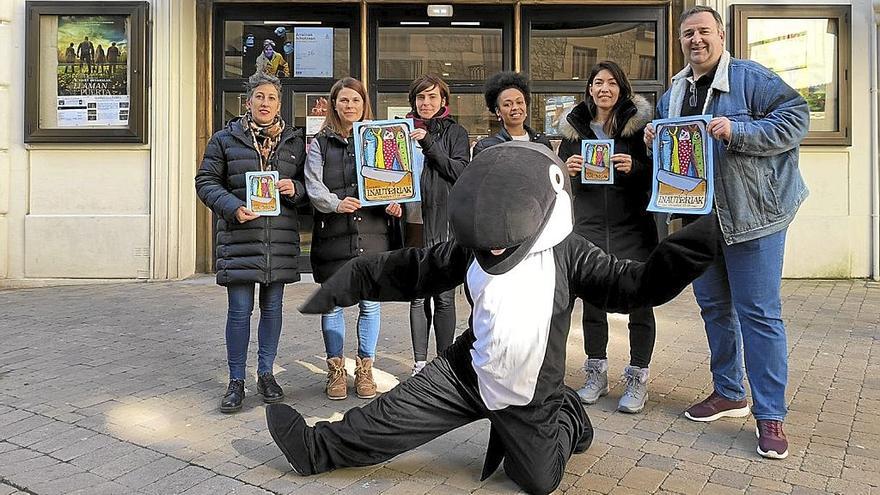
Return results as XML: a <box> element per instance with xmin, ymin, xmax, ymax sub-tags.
<box><xmin>55</xmin><ymin>15</ymin><xmax>129</xmax><ymax>127</ymax></box>
<box><xmin>353</xmin><ymin>119</ymin><xmax>422</xmax><ymax>206</ymax></box>
<box><xmin>245</xmin><ymin>171</ymin><xmax>281</xmax><ymax>216</ymax></box>
<box><xmin>648</xmin><ymin>115</ymin><xmax>715</xmax><ymax>215</ymax></box>
<box><xmin>580</xmin><ymin>139</ymin><xmax>615</xmax><ymax>184</ymax></box>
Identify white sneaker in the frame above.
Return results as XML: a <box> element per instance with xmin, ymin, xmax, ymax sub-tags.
<box><xmin>577</xmin><ymin>358</ymin><xmax>609</xmax><ymax>404</ymax></box>
<box><xmin>411</xmin><ymin>360</ymin><xmax>427</xmax><ymax>377</ymax></box>
<box><xmin>617</xmin><ymin>366</ymin><xmax>649</xmax><ymax>413</ymax></box>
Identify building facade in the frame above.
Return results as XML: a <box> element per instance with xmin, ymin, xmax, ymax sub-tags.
<box><xmin>1</xmin><ymin>0</ymin><xmax>877</xmax><ymax>286</ymax></box>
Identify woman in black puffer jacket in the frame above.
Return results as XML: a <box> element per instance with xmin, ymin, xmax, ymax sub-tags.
<box><xmin>196</xmin><ymin>72</ymin><xmax>307</xmax><ymax>413</ymax></box>
<box><xmin>305</xmin><ymin>77</ymin><xmax>403</xmax><ymax>401</ymax></box>
<box><xmin>557</xmin><ymin>61</ymin><xmax>657</xmax><ymax>414</ymax></box>
<box><xmin>404</xmin><ymin>74</ymin><xmax>470</xmax><ymax>377</ymax></box>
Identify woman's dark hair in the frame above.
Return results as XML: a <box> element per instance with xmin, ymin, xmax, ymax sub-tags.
<box><xmin>408</xmin><ymin>74</ymin><xmax>450</xmax><ymax>114</ymax></box>
<box><xmin>323</xmin><ymin>77</ymin><xmax>373</xmax><ymax>135</ymax></box>
<box><xmin>586</xmin><ymin>60</ymin><xmax>634</xmax><ymax>137</ymax></box>
<box><xmin>483</xmin><ymin>71</ymin><xmax>530</xmax><ymax>113</ymax></box>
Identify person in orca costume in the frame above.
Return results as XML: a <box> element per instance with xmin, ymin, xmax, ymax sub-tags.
<box><xmin>265</xmin><ymin>141</ymin><xmax>718</xmax><ymax>495</ymax></box>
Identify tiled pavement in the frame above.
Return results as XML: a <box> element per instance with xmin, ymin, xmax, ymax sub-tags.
<box><xmin>0</xmin><ymin>277</ymin><xmax>878</xmax><ymax>494</ymax></box>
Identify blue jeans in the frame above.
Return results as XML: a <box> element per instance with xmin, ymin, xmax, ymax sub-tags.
<box><xmin>692</xmin><ymin>228</ymin><xmax>788</xmax><ymax>421</ymax></box>
<box><xmin>322</xmin><ymin>300</ymin><xmax>381</xmax><ymax>359</ymax></box>
<box><xmin>225</xmin><ymin>282</ymin><xmax>285</xmax><ymax>380</ymax></box>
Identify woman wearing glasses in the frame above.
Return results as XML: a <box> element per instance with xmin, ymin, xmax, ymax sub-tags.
<box><xmin>558</xmin><ymin>60</ymin><xmax>657</xmax><ymax>414</ymax></box>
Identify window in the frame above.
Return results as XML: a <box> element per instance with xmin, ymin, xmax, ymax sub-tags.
<box><xmin>369</xmin><ymin>4</ymin><xmax>513</xmax><ymax>140</ymax></box>
<box><xmin>522</xmin><ymin>6</ymin><xmax>667</xmax><ymax>136</ymax></box>
<box><xmin>732</xmin><ymin>5</ymin><xmax>851</xmax><ymax>146</ymax></box>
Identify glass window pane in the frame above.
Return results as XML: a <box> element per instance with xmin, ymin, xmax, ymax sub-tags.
<box><xmin>223</xmin><ymin>21</ymin><xmax>350</xmax><ymax>79</ymax></box>
<box><xmin>377</xmin><ymin>27</ymin><xmax>502</xmax><ymax>80</ymax></box>
<box><xmin>222</xmin><ymin>91</ymin><xmax>247</xmax><ymax>125</ymax></box>
<box><xmin>530</xmin><ymin>93</ymin><xmax>582</xmax><ymax>136</ymax></box>
<box><xmin>529</xmin><ymin>22</ymin><xmax>656</xmax><ymax>82</ymax></box>
<box><xmin>377</xmin><ymin>92</ymin><xmax>493</xmax><ymax>145</ymax></box>
<box><xmin>746</xmin><ymin>18</ymin><xmax>838</xmax><ymax>132</ymax></box>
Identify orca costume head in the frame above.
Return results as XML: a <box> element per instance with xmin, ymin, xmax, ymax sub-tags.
<box><xmin>448</xmin><ymin>141</ymin><xmax>573</xmax><ymax>275</ymax></box>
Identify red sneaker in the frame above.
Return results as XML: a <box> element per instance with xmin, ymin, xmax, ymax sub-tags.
<box><xmin>684</xmin><ymin>391</ymin><xmax>750</xmax><ymax>422</ymax></box>
<box><xmin>756</xmin><ymin>420</ymin><xmax>789</xmax><ymax>459</ymax></box>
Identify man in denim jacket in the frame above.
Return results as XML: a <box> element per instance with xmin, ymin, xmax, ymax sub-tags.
<box><xmin>645</xmin><ymin>5</ymin><xmax>809</xmax><ymax>460</ymax></box>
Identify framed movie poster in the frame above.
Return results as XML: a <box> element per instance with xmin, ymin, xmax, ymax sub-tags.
<box><xmin>580</xmin><ymin>139</ymin><xmax>614</xmax><ymax>185</ymax></box>
<box><xmin>24</xmin><ymin>1</ymin><xmax>149</xmax><ymax>143</ymax></box>
<box><xmin>352</xmin><ymin>119</ymin><xmax>422</xmax><ymax>207</ymax></box>
<box><xmin>647</xmin><ymin>115</ymin><xmax>715</xmax><ymax>215</ymax></box>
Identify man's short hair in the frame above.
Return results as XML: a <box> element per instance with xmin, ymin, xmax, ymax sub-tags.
<box><xmin>680</xmin><ymin>5</ymin><xmax>724</xmax><ymax>32</ymax></box>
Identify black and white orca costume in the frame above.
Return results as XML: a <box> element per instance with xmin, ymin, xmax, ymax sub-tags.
<box><xmin>266</xmin><ymin>142</ymin><xmax>718</xmax><ymax>495</ymax></box>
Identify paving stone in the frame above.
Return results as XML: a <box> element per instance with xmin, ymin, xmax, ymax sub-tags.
<box><xmin>114</xmin><ymin>456</ymin><xmax>188</xmax><ymax>490</ymax></box>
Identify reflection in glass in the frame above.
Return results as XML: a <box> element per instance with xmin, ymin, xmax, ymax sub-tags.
<box><xmin>377</xmin><ymin>93</ymin><xmax>493</xmax><ymax>144</ymax></box>
<box><xmin>222</xmin><ymin>91</ymin><xmax>247</xmax><ymax>126</ymax></box>
<box><xmin>224</xmin><ymin>21</ymin><xmax>350</xmax><ymax>79</ymax></box>
<box><xmin>746</xmin><ymin>18</ymin><xmax>838</xmax><ymax>132</ymax></box>
<box><xmin>529</xmin><ymin>22</ymin><xmax>656</xmax><ymax>81</ymax></box>
<box><xmin>530</xmin><ymin>93</ymin><xmax>582</xmax><ymax>136</ymax></box>
<box><xmin>377</xmin><ymin>27</ymin><xmax>502</xmax><ymax>80</ymax></box>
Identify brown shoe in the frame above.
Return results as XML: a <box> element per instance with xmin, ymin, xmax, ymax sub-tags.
<box><xmin>685</xmin><ymin>391</ymin><xmax>750</xmax><ymax>422</ymax></box>
<box><xmin>325</xmin><ymin>356</ymin><xmax>347</xmax><ymax>400</ymax></box>
<box><xmin>354</xmin><ymin>356</ymin><xmax>377</xmax><ymax>399</ymax></box>
<box><xmin>756</xmin><ymin>420</ymin><xmax>789</xmax><ymax>459</ymax></box>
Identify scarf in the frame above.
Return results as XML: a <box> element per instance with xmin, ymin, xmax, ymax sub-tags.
<box><xmin>244</xmin><ymin>111</ymin><xmax>285</xmax><ymax>171</ymax></box>
<box><xmin>407</xmin><ymin>106</ymin><xmax>451</xmax><ymax>131</ymax></box>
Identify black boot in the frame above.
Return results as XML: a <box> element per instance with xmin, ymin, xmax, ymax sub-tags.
<box><xmin>266</xmin><ymin>403</ymin><xmax>315</xmax><ymax>475</ymax></box>
<box><xmin>257</xmin><ymin>373</ymin><xmax>285</xmax><ymax>403</ymax></box>
<box><xmin>220</xmin><ymin>379</ymin><xmax>245</xmax><ymax>413</ymax></box>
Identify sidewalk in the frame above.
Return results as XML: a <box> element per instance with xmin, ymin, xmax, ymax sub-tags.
<box><xmin>0</xmin><ymin>278</ymin><xmax>878</xmax><ymax>494</ymax></box>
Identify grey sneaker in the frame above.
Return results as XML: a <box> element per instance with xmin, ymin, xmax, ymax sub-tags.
<box><xmin>411</xmin><ymin>360</ymin><xmax>427</xmax><ymax>377</ymax></box>
<box><xmin>577</xmin><ymin>358</ymin><xmax>609</xmax><ymax>404</ymax></box>
<box><xmin>618</xmin><ymin>366</ymin><xmax>649</xmax><ymax>413</ymax></box>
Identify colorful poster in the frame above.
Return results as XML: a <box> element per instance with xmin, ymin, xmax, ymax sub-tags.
<box><xmin>648</xmin><ymin>115</ymin><xmax>715</xmax><ymax>215</ymax></box>
<box><xmin>544</xmin><ymin>95</ymin><xmax>576</xmax><ymax>135</ymax></box>
<box><xmin>294</xmin><ymin>27</ymin><xmax>333</xmax><ymax>78</ymax></box>
<box><xmin>353</xmin><ymin>119</ymin><xmax>422</xmax><ymax>206</ymax></box>
<box><xmin>56</xmin><ymin>15</ymin><xmax>129</xmax><ymax>127</ymax></box>
<box><xmin>306</xmin><ymin>94</ymin><xmax>329</xmax><ymax>135</ymax></box>
<box><xmin>245</xmin><ymin>171</ymin><xmax>281</xmax><ymax>216</ymax></box>
<box><xmin>580</xmin><ymin>139</ymin><xmax>615</xmax><ymax>185</ymax></box>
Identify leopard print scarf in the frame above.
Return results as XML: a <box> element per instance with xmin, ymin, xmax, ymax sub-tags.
<box><xmin>244</xmin><ymin>111</ymin><xmax>285</xmax><ymax>171</ymax></box>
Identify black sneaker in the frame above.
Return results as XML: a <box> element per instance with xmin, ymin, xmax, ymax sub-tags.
<box><xmin>257</xmin><ymin>373</ymin><xmax>285</xmax><ymax>403</ymax></box>
<box><xmin>266</xmin><ymin>404</ymin><xmax>315</xmax><ymax>475</ymax></box>
<box><xmin>220</xmin><ymin>379</ymin><xmax>245</xmax><ymax>413</ymax></box>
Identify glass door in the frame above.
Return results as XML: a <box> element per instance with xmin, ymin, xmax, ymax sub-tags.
<box><xmin>368</xmin><ymin>4</ymin><xmax>514</xmax><ymax>143</ymax></box>
<box><xmin>212</xmin><ymin>4</ymin><xmax>362</xmax><ymax>269</ymax></box>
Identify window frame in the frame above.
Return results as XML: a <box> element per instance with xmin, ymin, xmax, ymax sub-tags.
<box><xmin>731</xmin><ymin>4</ymin><xmax>852</xmax><ymax>146</ymax></box>
<box><xmin>520</xmin><ymin>5</ymin><xmax>668</xmax><ymax>137</ymax></box>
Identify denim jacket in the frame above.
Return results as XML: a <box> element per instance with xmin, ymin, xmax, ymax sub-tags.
<box><xmin>658</xmin><ymin>51</ymin><xmax>810</xmax><ymax>245</ymax></box>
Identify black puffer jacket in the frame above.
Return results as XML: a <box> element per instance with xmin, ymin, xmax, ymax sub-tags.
<box><xmin>416</xmin><ymin>115</ymin><xmax>471</xmax><ymax>246</ymax></box>
<box><xmin>309</xmin><ymin>128</ymin><xmax>400</xmax><ymax>283</ymax></box>
<box><xmin>471</xmin><ymin>124</ymin><xmax>552</xmax><ymax>157</ymax></box>
<box><xmin>557</xmin><ymin>95</ymin><xmax>657</xmax><ymax>260</ymax></box>
<box><xmin>195</xmin><ymin>117</ymin><xmax>307</xmax><ymax>285</ymax></box>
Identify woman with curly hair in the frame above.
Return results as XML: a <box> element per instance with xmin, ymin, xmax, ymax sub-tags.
<box><xmin>472</xmin><ymin>71</ymin><xmax>552</xmax><ymax>156</ymax></box>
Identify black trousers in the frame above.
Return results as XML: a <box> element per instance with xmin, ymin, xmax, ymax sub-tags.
<box><xmin>305</xmin><ymin>355</ymin><xmax>591</xmax><ymax>495</ymax></box>
<box><xmin>581</xmin><ymin>300</ymin><xmax>656</xmax><ymax>368</ymax></box>
<box><xmin>406</xmin><ymin>222</ymin><xmax>458</xmax><ymax>361</ymax></box>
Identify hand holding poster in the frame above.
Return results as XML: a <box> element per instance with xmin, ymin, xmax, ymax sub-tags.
<box><xmin>580</xmin><ymin>139</ymin><xmax>615</xmax><ymax>185</ymax></box>
<box><xmin>353</xmin><ymin>119</ymin><xmax>422</xmax><ymax>207</ymax></box>
<box><xmin>647</xmin><ymin>115</ymin><xmax>715</xmax><ymax>215</ymax></box>
<box><xmin>245</xmin><ymin>171</ymin><xmax>281</xmax><ymax>216</ymax></box>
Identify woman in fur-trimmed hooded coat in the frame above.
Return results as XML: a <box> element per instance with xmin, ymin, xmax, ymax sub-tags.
<box><xmin>557</xmin><ymin>61</ymin><xmax>659</xmax><ymax>413</ymax></box>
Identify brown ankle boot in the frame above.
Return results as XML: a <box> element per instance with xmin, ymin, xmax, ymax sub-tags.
<box><xmin>325</xmin><ymin>356</ymin><xmax>347</xmax><ymax>400</ymax></box>
<box><xmin>354</xmin><ymin>356</ymin><xmax>377</xmax><ymax>399</ymax></box>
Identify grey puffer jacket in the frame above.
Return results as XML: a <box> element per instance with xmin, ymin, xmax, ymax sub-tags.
<box><xmin>195</xmin><ymin>117</ymin><xmax>307</xmax><ymax>286</ymax></box>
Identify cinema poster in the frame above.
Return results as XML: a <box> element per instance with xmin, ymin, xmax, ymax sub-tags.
<box><xmin>55</xmin><ymin>15</ymin><xmax>129</xmax><ymax>127</ymax></box>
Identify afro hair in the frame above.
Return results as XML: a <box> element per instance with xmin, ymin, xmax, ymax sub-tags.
<box><xmin>483</xmin><ymin>71</ymin><xmax>531</xmax><ymax>113</ymax></box>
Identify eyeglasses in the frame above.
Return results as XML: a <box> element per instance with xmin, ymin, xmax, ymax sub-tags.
<box><xmin>688</xmin><ymin>81</ymin><xmax>697</xmax><ymax>108</ymax></box>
